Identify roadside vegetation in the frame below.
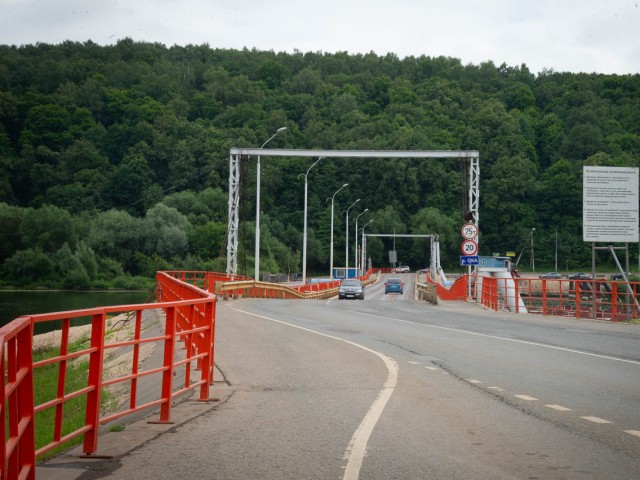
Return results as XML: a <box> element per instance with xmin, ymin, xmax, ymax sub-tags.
<box><xmin>1</xmin><ymin>40</ymin><xmax>639</xmax><ymax>283</ymax></box>
<box><xmin>32</xmin><ymin>333</ymin><xmax>116</xmax><ymax>459</ymax></box>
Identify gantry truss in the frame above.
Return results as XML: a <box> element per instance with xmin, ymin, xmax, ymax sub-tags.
<box><xmin>227</xmin><ymin>148</ymin><xmax>479</xmax><ymax>275</ymax></box>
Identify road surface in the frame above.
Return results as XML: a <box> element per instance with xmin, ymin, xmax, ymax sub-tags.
<box><xmin>39</xmin><ymin>274</ymin><xmax>640</xmax><ymax>479</ymax></box>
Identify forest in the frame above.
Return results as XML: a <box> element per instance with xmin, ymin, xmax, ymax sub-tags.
<box><xmin>0</xmin><ymin>39</ymin><xmax>639</xmax><ymax>288</ymax></box>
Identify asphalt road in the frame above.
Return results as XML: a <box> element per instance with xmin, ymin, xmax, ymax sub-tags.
<box><xmin>40</xmin><ymin>274</ymin><xmax>640</xmax><ymax>479</ymax></box>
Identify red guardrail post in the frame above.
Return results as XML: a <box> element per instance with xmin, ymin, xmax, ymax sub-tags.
<box><xmin>159</xmin><ymin>306</ymin><xmax>176</xmax><ymax>423</ymax></box>
<box><xmin>4</xmin><ymin>318</ymin><xmax>37</xmax><ymax>480</ymax></box>
<box><xmin>82</xmin><ymin>312</ymin><xmax>107</xmax><ymax>455</ymax></box>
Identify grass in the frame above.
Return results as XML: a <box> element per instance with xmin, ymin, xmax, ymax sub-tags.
<box><xmin>32</xmin><ymin>333</ymin><xmax>116</xmax><ymax>460</ymax></box>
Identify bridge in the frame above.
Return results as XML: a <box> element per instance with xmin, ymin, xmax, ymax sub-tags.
<box><xmin>3</xmin><ymin>270</ymin><xmax>640</xmax><ymax>479</ymax></box>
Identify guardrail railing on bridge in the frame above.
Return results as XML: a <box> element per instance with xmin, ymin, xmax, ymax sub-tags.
<box><xmin>1</xmin><ymin>271</ymin><xmax>217</xmax><ymax>479</ymax></box>
<box><xmin>469</xmin><ymin>275</ymin><xmax>640</xmax><ymax>321</ymax></box>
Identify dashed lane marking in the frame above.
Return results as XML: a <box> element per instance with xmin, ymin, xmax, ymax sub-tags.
<box><xmin>425</xmin><ymin>366</ymin><xmax>438</xmax><ymax>371</ymax></box>
<box><xmin>624</xmin><ymin>430</ymin><xmax>640</xmax><ymax>437</ymax></box>
<box><xmin>408</xmin><ymin>361</ymin><xmax>421</xmax><ymax>365</ymax></box>
<box><xmin>514</xmin><ymin>394</ymin><xmax>538</xmax><ymax>401</ymax></box>
<box><xmin>466</xmin><ymin>379</ymin><xmax>482</xmax><ymax>384</ymax></box>
<box><xmin>487</xmin><ymin>386</ymin><xmax>504</xmax><ymax>392</ymax></box>
<box><xmin>546</xmin><ymin>404</ymin><xmax>572</xmax><ymax>411</ymax></box>
<box><xmin>582</xmin><ymin>416</ymin><xmax>612</xmax><ymax>424</ymax></box>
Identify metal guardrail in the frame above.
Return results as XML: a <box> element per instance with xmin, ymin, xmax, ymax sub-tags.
<box><xmin>468</xmin><ymin>275</ymin><xmax>640</xmax><ymax>321</ymax></box>
<box><xmin>213</xmin><ymin>271</ymin><xmax>381</xmax><ymax>300</ymax></box>
<box><xmin>1</xmin><ymin>272</ymin><xmax>217</xmax><ymax>479</ymax></box>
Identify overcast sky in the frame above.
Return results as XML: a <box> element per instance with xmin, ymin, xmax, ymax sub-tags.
<box><xmin>1</xmin><ymin>0</ymin><xmax>638</xmax><ymax>75</ymax></box>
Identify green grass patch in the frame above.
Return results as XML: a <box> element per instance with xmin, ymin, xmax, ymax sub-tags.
<box><xmin>32</xmin><ymin>333</ymin><xmax>113</xmax><ymax>460</ymax></box>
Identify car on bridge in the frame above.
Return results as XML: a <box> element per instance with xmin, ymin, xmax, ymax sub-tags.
<box><xmin>384</xmin><ymin>278</ymin><xmax>404</xmax><ymax>294</ymax></box>
<box><xmin>568</xmin><ymin>272</ymin><xmax>591</xmax><ymax>280</ymax></box>
<box><xmin>338</xmin><ymin>279</ymin><xmax>365</xmax><ymax>300</ymax></box>
<box><xmin>394</xmin><ymin>266</ymin><xmax>410</xmax><ymax>273</ymax></box>
<box><xmin>538</xmin><ymin>272</ymin><xmax>563</xmax><ymax>279</ymax></box>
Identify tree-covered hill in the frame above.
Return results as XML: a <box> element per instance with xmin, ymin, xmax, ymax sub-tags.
<box><xmin>1</xmin><ymin>39</ymin><xmax>639</xmax><ymax>286</ymax></box>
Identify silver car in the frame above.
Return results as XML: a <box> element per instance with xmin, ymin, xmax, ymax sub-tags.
<box><xmin>338</xmin><ymin>279</ymin><xmax>365</xmax><ymax>300</ymax></box>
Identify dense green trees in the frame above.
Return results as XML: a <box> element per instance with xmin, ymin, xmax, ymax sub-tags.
<box><xmin>0</xmin><ymin>40</ymin><xmax>639</xmax><ymax>287</ymax></box>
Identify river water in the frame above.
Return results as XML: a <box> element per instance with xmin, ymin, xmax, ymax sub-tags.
<box><xmin>0</xmin><ymin>290</ymin><xmax>154</xmax><ymax>335</ymax></box>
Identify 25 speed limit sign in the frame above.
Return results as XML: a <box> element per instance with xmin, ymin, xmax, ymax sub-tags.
<box><xmin>461</xmin><ymin>223</ymin><xmax>478</xmax><ymax>239</ymax></box>
<box><xmin>461</xmin><ymin>239</ymin><xmax>478</xmax><ymax>256</ymax></box>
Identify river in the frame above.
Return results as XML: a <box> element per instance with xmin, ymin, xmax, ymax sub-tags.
<box><xmin>0</xmin><ymin>290</ymin><xmax>154</xmax><ymax>335</ymax></box>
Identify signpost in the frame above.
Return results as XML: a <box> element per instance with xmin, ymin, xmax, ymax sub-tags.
<box><xmin>460</xmin><ymin>256</ymin><xmax>479</xmax><ymax>266</ymax></box>
<box><xmin>461</xmin><ymin>239</ymin><xmax>478</xmax><ymax>256</ymax></box>
<box><xmin>583</xmin><ymin>166</ymin><xmax>639</xmax><ymax>243</ymax></box>
<box><xmin>461</xmin><ymin>223</ymin><xmax>478</xmax><ymax>240</ymax></box>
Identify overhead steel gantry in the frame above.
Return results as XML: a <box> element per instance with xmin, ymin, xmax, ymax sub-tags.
<box><xmin>226</xmin><ymin>148</ymin><xmax>479</xmax><ymax>275</ymax></box>
<box><xmin>363</xmin><ymin>233</ymin><xmax>440</xmax><ymax>278</ymax></box>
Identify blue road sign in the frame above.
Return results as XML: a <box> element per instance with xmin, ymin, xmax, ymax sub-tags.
<box><xmin>460</xmin><ymin>255</ymin><xmax>479</xmax><ymax>266</ymax></box>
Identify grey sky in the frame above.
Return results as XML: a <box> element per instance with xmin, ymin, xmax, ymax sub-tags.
<box><xmin>1</xmin><ymin>0</ymin><xmax>638</xmax><ymax>74</ymax></box>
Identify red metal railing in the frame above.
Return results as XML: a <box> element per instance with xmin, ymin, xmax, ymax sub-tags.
<box><xmin>211</xmin><ymin>269</ymin><xmax>378</xmax><ymax>300</ymax></box>
<box><xmin>1</xmin><ymin>271</ymin><xmax>217</xmax><ymax>479</ymax></box>
<box><xmin>467</xmin><ymin>275</ymin><xmax>640</xmax><ymax>321</ymax></box>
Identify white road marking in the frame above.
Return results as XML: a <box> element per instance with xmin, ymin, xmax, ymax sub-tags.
<box><xmin>487</xmin><ymin>386</ymin><xmax>504</xmax><ymax>392</ymax></box>
<box><xmin>466</xmin><ymin>379</ymin><xmax>482</xmax><ymax>384</ymax></box>
<box><xmin>235</xmin><ymin>307</ymin><xmax>398</xmax><ymax>480</ymax></box>
<box><xmin>514</xmin><ymin>395</ymin><xmax>538</xmax><ymax>401</ymax></box>
<box><xmin>425</xmin><ymin>366</ymin><xmax>438</xmax><ymax>371</ymax></box>
<box><xmin>624</xmin><ymin>430</ymin><xmax>640</xmax><ymax>437</ymax></box>
<box><xmin>582</xmin><ymin>416</ymin><xmax>612</xmax><ymax>424</ymax></box>
<box><xmin>408</xmin><ymin>361</ymin><xmax>421</xmax><ymax>365</ymax></box>
<box><xmin>546</xmin><ymin>404</ymin><xmax>572</xmax><ymax>411</ymax></box>
<box><xmin>352</xmin><ymin>311</ymin><xmax>640</xmax><ymax>365</ymax></box>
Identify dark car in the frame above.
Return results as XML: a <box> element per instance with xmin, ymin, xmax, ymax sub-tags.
<box><xmin>568</xmin><ymin>272</ymin><xmax>591</xmax><ymax>280</ymax></box>
<box><xmin>384</xmin><ymin>277</ymin><xmax>404</xmax><ymax>294</ymax></box>
<box><xmin>338</xmin><ymin>279</ymin><xmax>365</xmax><ymax>300</ymax></box>
<box><xmin>539</xmin><ymin>272</ymin><xmax>563</xmax><ymax>279</ymax></box>
<box><xmin>611</xmin><ymin>272</ymin><xmax>630</xmax><ymax>281</ymax></box>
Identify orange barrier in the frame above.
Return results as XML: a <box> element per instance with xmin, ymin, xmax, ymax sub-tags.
<box><xmin>468</xmin><ymin>275</ymin><xmax>640</xmax><ymax>321</ymax></box>
<box><xmin>426</xmin><ymin>275</ymin><xmax>469</xmax><ymax>301</ymax></box>
<box><xmin>213</xmin><ymin>269</ymin><xmax>378</xmax><ymax>300</ymax></box>
<box><xmin>1</xmin><ymin>272</ymin><xmax>216</xmax><ymax>478</ymax></box>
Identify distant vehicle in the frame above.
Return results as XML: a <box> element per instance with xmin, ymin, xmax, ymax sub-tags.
<box><xmin>394</xmin><ymin>266</ymin><xmax>410</xmax><ymax>273</ymax></box>
<box><xmin>338</xmin><ymin>279</ymin><xmax>365</xmax><ymax>300</ymax></box>
<box><xmin>384</xmin><ymin>277</ymin><xmax>404</xmax><ymax>294</ymax></box>
<box><xmin>539</xmin><ymin>272</ymin><xmax>563</xmax><ymax>279</ymax></box>
<box><xmin>568</xmin><ymin>272</ymin><xmax>591</xmax><ymax>280</ymax></box>
<box><xmin>611</xmin><ymin>272</ymin><xmax>630</xmax><ymax>281</ymax></box>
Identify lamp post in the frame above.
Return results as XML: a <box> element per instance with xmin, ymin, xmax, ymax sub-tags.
<box><xmin>354</xmin><ymin>209</ymin><xmax>369</xmax><ymax>273</ymax></box>
<box><xmin>327</xmin><ymin>183</ymin><xmax>349</xmax><ymax>279</ymax></box>
<box><xmin>255</xmin><ymin>126</ymin><xmax>287</xmax><ymax>281</ymax></box>
<box><xmin>530</xmin><ymin>227</ymin><xmax>536</xmax><ymax>272</ymax></box>
<box><xmin>361</xmin><ymin>219</ymin><xmax>374</xmax><ymax>275</ymax></box>
<box><xmin>299</xmin><ymin>157</ymin><xmax>322</xmax><ymax>284</ymax></box>
<box><xmin>555</xmin><ymin>226</ymin><xmax>558</xmax><ymax>271</ymax></box>
<box><xmin>344</xmin><ymin>199</ymin><xmax>360</xmax><ymax>278</ymax></box>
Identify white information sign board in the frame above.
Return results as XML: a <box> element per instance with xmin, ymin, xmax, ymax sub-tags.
<box><xmin>583</xmin><ymin>166</ymin><xmax>639</xmax><ymax>242</ymax></box>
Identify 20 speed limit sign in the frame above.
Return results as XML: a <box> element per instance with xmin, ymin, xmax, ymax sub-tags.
<box><xmin>461</xmin><ymin>223</ymin><xmax>478</xmax><ymax>239</ymax></box>
<box><xmin>461</xmin><ymin>239</ymin><xmax>478</xmax><ymax>256</ymax></box>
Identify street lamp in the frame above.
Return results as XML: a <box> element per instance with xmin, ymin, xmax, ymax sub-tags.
<box><xmin>354</xmin><ymin>209</ymin><xmax>369</xmax><ymax>273</ymax></box>
<box><xmin>327</xmin><ymin>183</ymin><xmax>349</xmax><ymax>279</ymax></box>
<box><xmin>255</xmin><ymin>126</ymin><xmax>287</xmax><ymax>281</ymax></box>
<box><xmin>361</xmin><ymin>219</ymin><xmax>374</xmax><ymax>275</ymax></box>
<box><xmin>531</xmin><ymin>227</ymin><xmax>536</xmax><ymax>272</ymax></box>
<box><xmin>344</xmin><ymin>199</ymin><xmax>361</xmax><ymax>278</ymax></box>
<box><xmin>299</xmin><ymin>157</ymin><xmax>322</xmax><ymax>284</ymax></box>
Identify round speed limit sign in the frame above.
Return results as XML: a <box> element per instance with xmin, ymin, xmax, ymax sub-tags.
<box><xmin>461</xmin><ymin>223</ymin><xmax>478</xmax><ymax>239</ymax></box>
<box><xmin>461</xmin><ymin>239</ymin><xmax>478</xmax><ymax>256</ymax></box>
